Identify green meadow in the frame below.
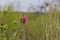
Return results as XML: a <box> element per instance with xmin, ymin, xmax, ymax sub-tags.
<box><xmin>0</xmin><ymin>10</ymin><xmax>60</xmax><ymax>40</ymax></box>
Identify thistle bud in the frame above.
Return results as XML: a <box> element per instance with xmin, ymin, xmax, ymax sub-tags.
<box><xmin>3</xmin><ymin>10</ymin><xmax>7</xmax><ymax>15</ymax></box>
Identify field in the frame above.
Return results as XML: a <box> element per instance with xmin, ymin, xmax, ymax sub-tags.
<box><xmin>0</xmin><ymin>10</ymin><xmax>60</xmax><ymax>40</ymax></box>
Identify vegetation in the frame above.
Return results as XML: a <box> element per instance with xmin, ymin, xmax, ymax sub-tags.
<box><xmin>0</xmin><ymin>0</ymin><xmax>60</xmax><ymax>40</ymax></box>
<box><xmin>0</xmin><ymin>9</ymin><xmax>60</xmax><ymax>40</ymax></box>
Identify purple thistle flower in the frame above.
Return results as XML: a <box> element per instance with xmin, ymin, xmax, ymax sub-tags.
<box><xmin>22</xmin><ymin>17</ymin><xmax>27</xmax><ymax>21</ymax></box>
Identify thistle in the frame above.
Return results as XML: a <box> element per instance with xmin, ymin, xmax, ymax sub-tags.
<box><xmin>3</xmin><ymin>10</ymin><xmax>7</xmax><ymax>16</ymax></box>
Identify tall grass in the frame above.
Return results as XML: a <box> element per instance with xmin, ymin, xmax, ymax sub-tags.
<box><xmin>0</xmin><ymin>10</ymin><xmax>60</xmax><ymax>40</ymax></box>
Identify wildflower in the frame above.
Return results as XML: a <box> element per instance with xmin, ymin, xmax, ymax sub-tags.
<box><xmin>21</xmin><ymin>14</ymin><xmax>27</xmax><ymax>25</ymax></box>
